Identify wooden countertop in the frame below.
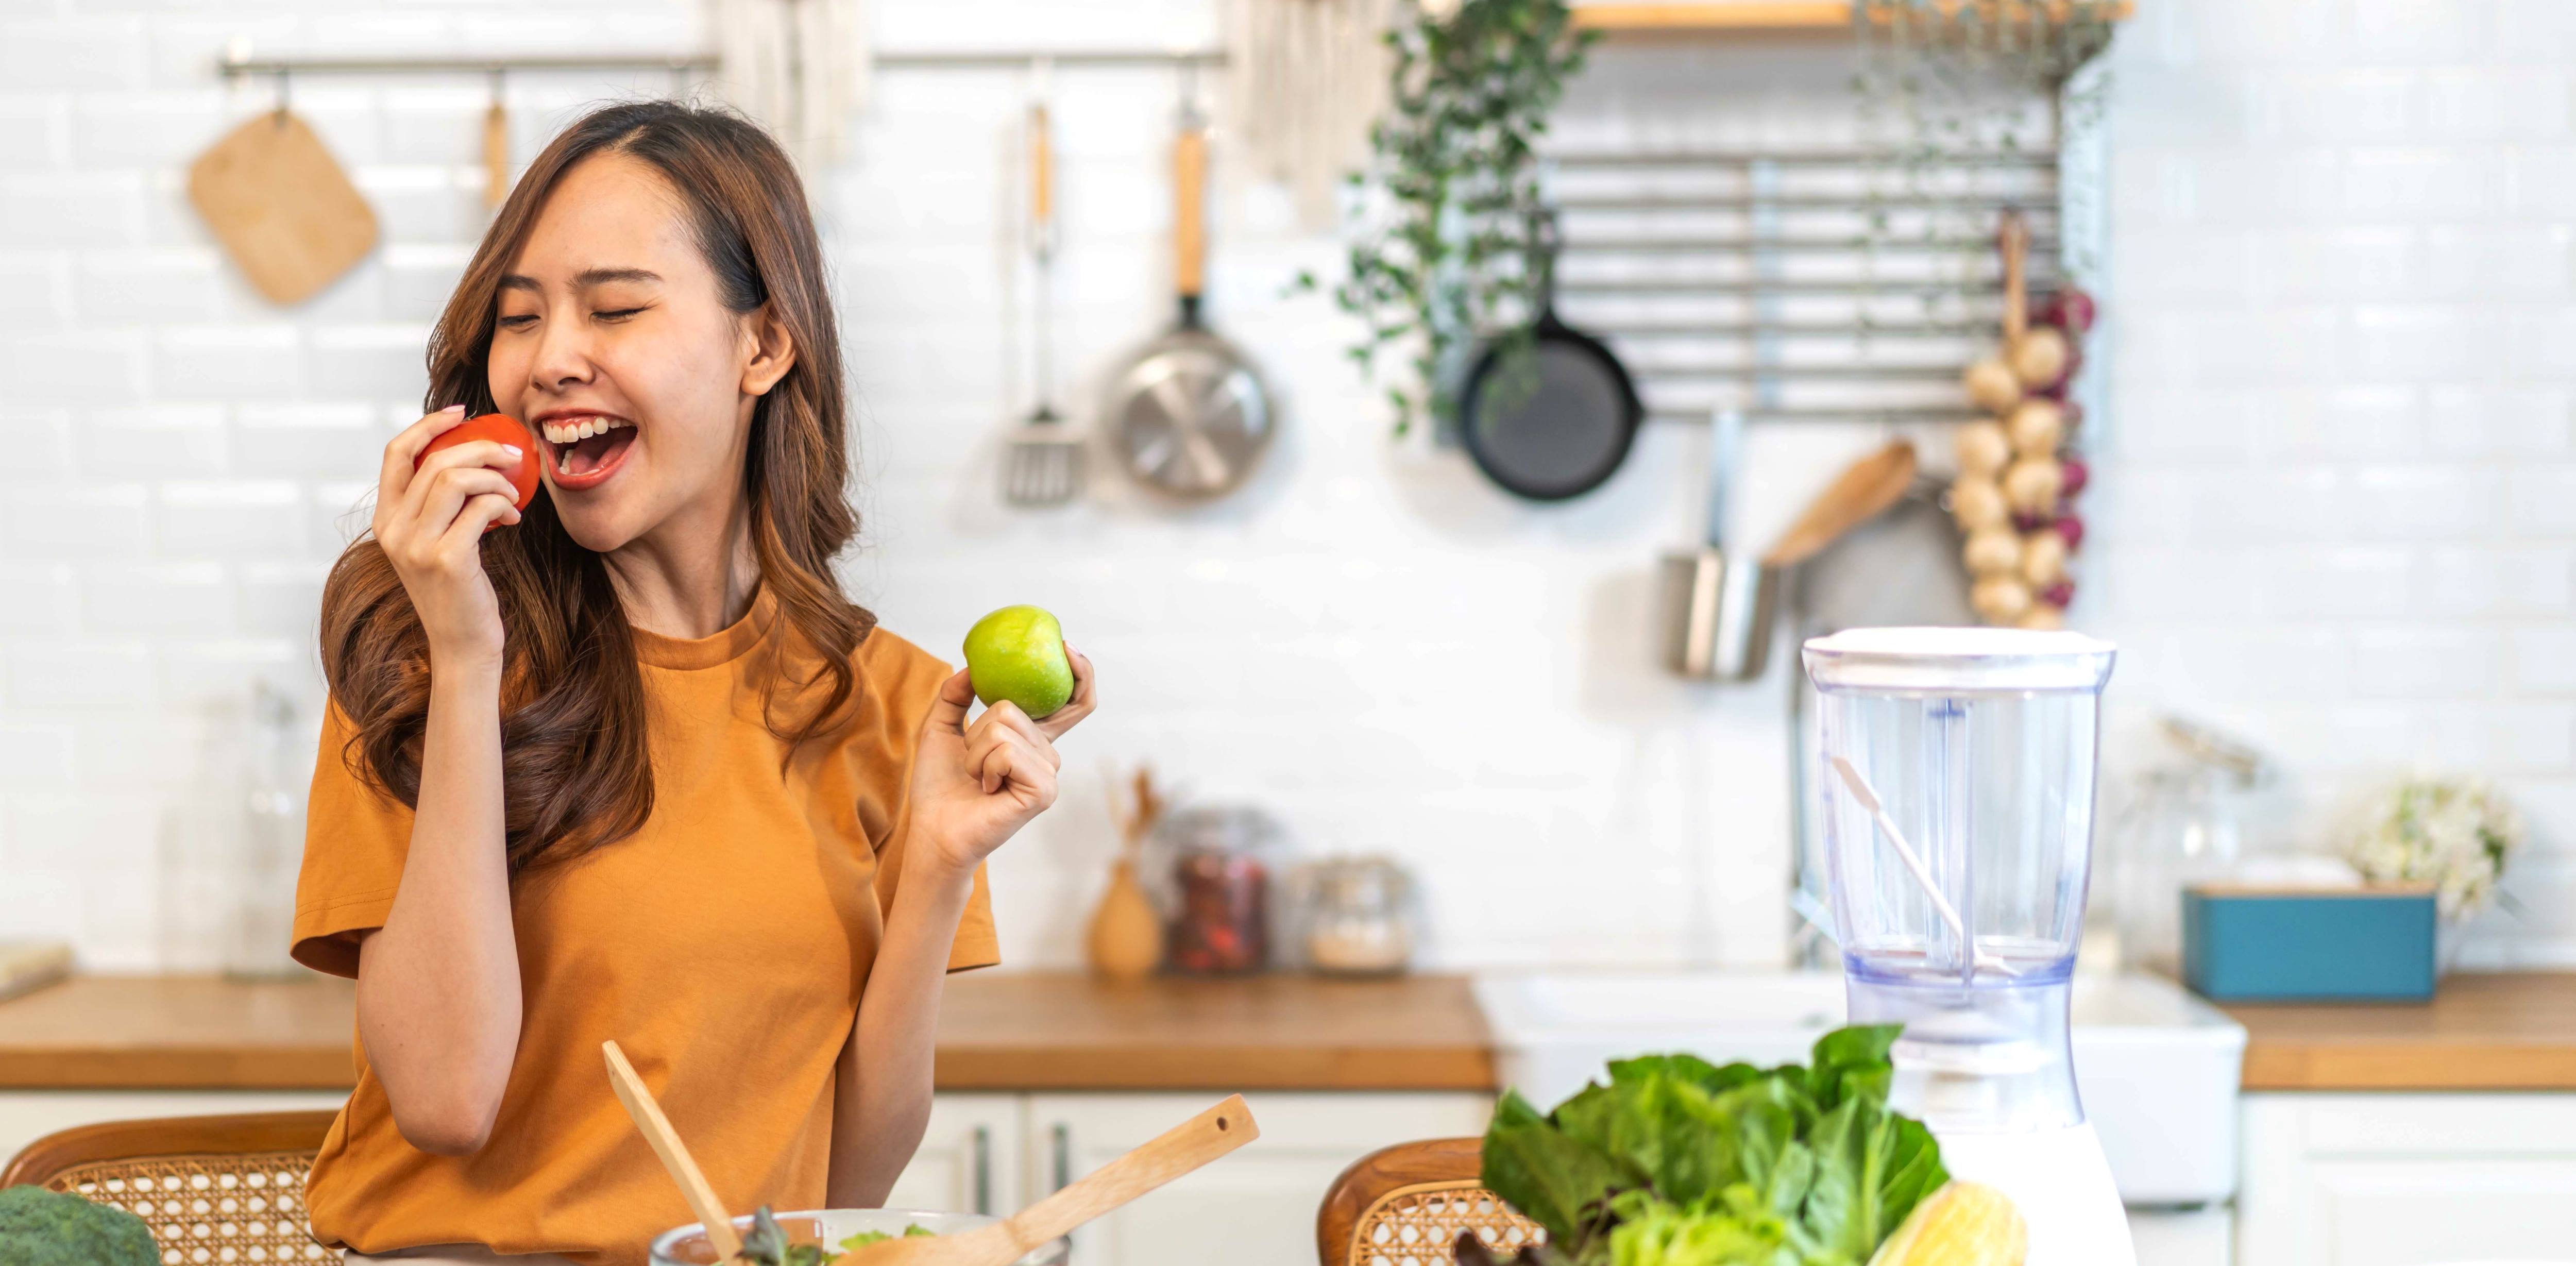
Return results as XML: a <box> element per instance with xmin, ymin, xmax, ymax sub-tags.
<box><xmin>14</xmin><ymin>970</ymin><xmax>2576</xmax><ymax>1095</ymax></box>
<box><xmin>0</xmin><ymin>975</ymin><xmax>361</xmax><ymax>1090</ymax></box>
<box><xmin>2225</xmin><ymin>972</ymin><xmax>2576</xmax><ymax>1091</ymax></box>
<box><xmin>0</xmin><ymin>972</ymin><xmax>1494</xmax><ymax>1093</ymax></box>
<box><xmin>934</xmin><ymin>972</ymin><xmax>1490</xmax><ymax>1091</ymax></box>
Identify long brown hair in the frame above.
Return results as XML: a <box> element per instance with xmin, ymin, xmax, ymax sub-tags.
<box><xmin>319</xmin><ymin>100</ymin><xmax>872</xmax><ymax>876</ymax></box>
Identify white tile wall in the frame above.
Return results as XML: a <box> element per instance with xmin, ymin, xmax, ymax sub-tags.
<box><xmin>2101</xmin><ymin>0</ymin><xmax>2576</xmax><ymax>966</ymax></box>
<box><xmin>3</xmin><ymin>0</ymin><xmax>2571</xmax><ymax>973</ymax></box>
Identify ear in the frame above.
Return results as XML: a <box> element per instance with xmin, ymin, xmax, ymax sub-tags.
<box><xmin>739</xmin><ymin>306</ymin><xmax>797</xmax><ymax>398</ymax></box>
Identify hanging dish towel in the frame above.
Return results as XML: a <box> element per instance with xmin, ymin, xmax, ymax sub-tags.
<box><xmin>1225</xmin><ymin>0</ymin><xmax>1398</xmax><ymax>229</ymax></box>
<box><xmin>710</xmin><ymin>0</ymin><xmax>869</xmax><ymax>170</ymax></box>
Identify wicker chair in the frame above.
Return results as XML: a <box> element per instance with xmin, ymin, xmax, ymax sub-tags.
<box><xmin>1316</xmin><ymin>1137</ymin><xmax>1546</xmax><ymax>1266</ymax></box>
<box><xmin>1</xmin><ymin>1110</ymin><xmax>340</xmax><ymax>1264</ymax></box>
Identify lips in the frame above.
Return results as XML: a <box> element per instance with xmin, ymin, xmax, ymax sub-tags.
<box><xmin>535</xmin><ymin>412</ymin><xmax>638</xmax><ymax>491</ymax></box>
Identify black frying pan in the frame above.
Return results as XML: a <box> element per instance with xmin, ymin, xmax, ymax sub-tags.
<box><xmin>1456</xmin><ymin>214</ymin><xmax>1642</xmax><ymax>501</ymax></box>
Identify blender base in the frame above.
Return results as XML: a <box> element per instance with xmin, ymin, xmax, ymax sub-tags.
<box><xmin>1931</xmin><ymin>1122</ymin><xmax>2134</xmax><ymax>1266</ymax></box>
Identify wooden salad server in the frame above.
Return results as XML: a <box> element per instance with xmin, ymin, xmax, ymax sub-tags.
<box><xmin>604</xmin><ymin>1039</ymin><xmax>744</xmax><ymax>1261</ymax></box>
<box><xmin>845</xmin><ymin>1095</ymin><xmax>1260</xmax><ymax>1266</ymax></box>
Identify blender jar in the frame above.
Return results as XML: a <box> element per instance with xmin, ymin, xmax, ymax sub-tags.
<box><xmin>1803</xmin><ymin>627</ymin><xmax>2132</xmax><ymax>1265</ymax></box>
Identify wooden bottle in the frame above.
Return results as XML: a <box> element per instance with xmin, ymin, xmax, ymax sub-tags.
<box><xmin>1087</xmin><ymin>857</ymin><xmax>1162</xmax><ymax>981</ymax></box>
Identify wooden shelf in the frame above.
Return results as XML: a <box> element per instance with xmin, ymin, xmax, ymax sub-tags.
<box><xmin>1573</xmin><ymin>2</ymin><xmax>2132</xmax><ymax>33</ymax></box>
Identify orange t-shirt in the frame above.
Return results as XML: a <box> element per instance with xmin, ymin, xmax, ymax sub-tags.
<box><xmin>291</xmin><ymin>590</ymin><xmax>997</xmax><ymax>1265</ymax></box>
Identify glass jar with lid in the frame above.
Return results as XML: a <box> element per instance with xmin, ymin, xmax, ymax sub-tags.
<box><xmin>1302</xmin><ymin>856</ymin><xmax>1416</xmax><ymax>977</ymax></box>
<box><xmin>1160</xmin><ymin>807</ymin><xmax>1275</xmax><ymax>975</ymax></box>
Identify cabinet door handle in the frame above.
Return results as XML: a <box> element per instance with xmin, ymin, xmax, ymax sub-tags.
<box><xmin>1050</xmin><ymin>1122</ymin><xmax>1071</xmax><ymax>1192</ymax></box>
<box><xmin>971</xmin><ymin>1125</ymin><xmax>992</xmax><ymax>1216</ymax></box>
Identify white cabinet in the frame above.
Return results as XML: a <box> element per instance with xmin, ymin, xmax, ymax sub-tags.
<box><xmin>885</xmin><ymin>1093</ymin><xmax>1023</xmax><ymax>1217</ymax></box>
<box><xmin>2130</xmin><ymin>1206</ymin><xmax>2233</xmax><ymax>1266</ymax></box>
<box><xmin>2238</xmin><ymin>1092</ymin><xmax>2576</xmax><ymax>1266</ymax></box>
<box><xmin>0</xmin><ymin>1090</ymin><xmax>350</xmax><ymax>1167</ymax></box>
<box><xmin>1026</xmin><ymin>1092</ymin><xmax>1494</xmax><ymax>1266</ymax></box>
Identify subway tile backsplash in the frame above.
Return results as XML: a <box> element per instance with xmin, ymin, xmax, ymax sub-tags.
<box><xmin>2</xmin><ymin>0</ymin><xmax>2572</xmax><ymax>972</ymax></box>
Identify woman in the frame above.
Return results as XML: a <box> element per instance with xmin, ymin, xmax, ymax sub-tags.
<box><xmin>293</xmin><ymin>101</ymin><xmax>1093</xmax><ymax>1265</ymax></box>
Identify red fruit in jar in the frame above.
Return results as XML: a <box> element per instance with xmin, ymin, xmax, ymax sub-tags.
<box><xmin>2055</xmin><ymin>513</ymin><xmax>2086</xmax><ymax>552</ymax></box>
<box><xmin>2037</xmin><ymin>287</ymin><xmax>2098</xmax><ymax>334</ymax></box>
<box><xmin>2040</xmin><ymin>579</ymin><xmax>2076</xmax><ymax>607</ymax></box>
<box><xmin>415</xmin><ymin>413</ymin><xmax>539</xmax><ymax>529</ymax></box>
<box><xmin>2059</xmin><ymin>456</ymin><xmax>2090</xmax><ymax>497</ymax></box>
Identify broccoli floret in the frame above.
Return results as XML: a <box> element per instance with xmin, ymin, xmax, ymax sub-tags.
<box><xmin>0</xmin><ymin>1185</ymin><xmax>159</xmax><ymax>1266</ymax></box>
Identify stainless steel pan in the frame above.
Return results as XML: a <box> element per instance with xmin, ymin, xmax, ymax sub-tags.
<box><xmin>1101</xmin><ymin>103</ymin><xmax>1275</xmax><ymax>503</ymax></box>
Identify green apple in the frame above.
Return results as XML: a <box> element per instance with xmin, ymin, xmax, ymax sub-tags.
<box><xmin>962</xmin><ymin>605</ymin><xmax>1074</xmax><ymax>719</ymax></box>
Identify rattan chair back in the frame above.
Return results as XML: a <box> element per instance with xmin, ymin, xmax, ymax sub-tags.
<box><xmin>1315</xmin><ymin>1137</ymin><xmax>1546</xmax><ymax>1266</ymax></box>
<box><xmin>1</xmin><ymin>1110</ymin><xmax>340</xmax><ymax>1263</ymax></box>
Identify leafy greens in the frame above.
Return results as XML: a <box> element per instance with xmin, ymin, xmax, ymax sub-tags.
<box><xmin>838</xmin><ymin>1224</ymin><xmax>938</xmax><ymax>1251</ymax></box>
<box><xmin>1476</xmin><ymin>1026</ymin><xmax>1945</xmax><ymax>1266</ymax></box>
<box><xmin>736</xmin><ymin>1206</ymin><xmax>831</xmax><ymax>1266</ymax></box>
<box><xmin>731</xmin><ymin>1209</ymin><xmax>938</xmax><ymax>1265</ymax></box>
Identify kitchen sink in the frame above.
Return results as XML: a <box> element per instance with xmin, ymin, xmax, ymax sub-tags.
<box><xmin>1472</xmin><ymin>970</ymin><xmax>2245</xmax><ymax>1207</ymax></box>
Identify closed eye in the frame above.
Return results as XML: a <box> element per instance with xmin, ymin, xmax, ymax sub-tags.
<box><xmin>496</xmin><ymin>314</ymin><xmax>537</xmax><ymax>329</ymax></box>
<box><xmin>595</xmin><ymin>307</ymin><xmax>646</xmax><ymax>322</ymax></box>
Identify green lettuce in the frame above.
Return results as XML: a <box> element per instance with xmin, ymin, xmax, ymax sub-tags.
<box><xmin>737</xmin><ymin>1206</ymin><xmax>830</xmax><ymax>1266</ymax></box>
<box><xmin>837</xmin><ymin>1224</ymin><xmax>937</xmax><ymax>1253</ymax></box>
<box><xmin>1477</xmin><ymin>1026</ymin><xmax>1945</xmax><ymax>1266</ymax></box>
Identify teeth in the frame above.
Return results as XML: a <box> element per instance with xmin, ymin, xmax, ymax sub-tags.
<box><xmin>541</xmin><ymin>418</ymin><xmax>630</xmax><ymax>444</ymax></box>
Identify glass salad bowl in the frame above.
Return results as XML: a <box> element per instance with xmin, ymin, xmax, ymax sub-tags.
<box><xmin>649</xmin><ymin>1209</ymin><xmax>1069</xmax><ymax>1266</ymax></box>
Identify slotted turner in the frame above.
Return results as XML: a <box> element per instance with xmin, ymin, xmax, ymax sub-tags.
<box><xmin>1002</xmin><ymin>93</ymin><xmax>1083</xmax><ymax>507</ymax></box>
<box><xmin>844</xmin><ymin>1095</ymin><xmax>1258</xmax><ymax>1266</ymax></box>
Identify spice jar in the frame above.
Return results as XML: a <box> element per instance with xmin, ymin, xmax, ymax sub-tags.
<box><xmin>1303</xmin><ymin>856</ymin><xmax>1415</xmax><ymax>977</ymax></box>
<box><xmin>1161</xmin><ymin>807</ymin><xmax>1274</xmax><ymax>975</ymax></box>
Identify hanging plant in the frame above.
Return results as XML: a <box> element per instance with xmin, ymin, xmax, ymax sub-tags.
<box><xmin>1849</xmin><ymin>0</ymin><xmax>2117</xmax><ymax>306</ymax></box>
<box><xmin>1306</xmin><ymin>0</ymin><xmax>1595</xmax><ymax>437</ymax></box>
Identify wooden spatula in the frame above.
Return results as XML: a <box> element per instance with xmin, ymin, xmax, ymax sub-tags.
<box><xmin>1765</xmin><ymin>440</ymin><xmax>1920</xmax><ymax>568</ymax></box>
<box><xmin>845</xmin><ymin>1095</ymin><xmax>1259</xmax><ymax>1266</ymax></box>
<box><xmin>604</xmin><ymin>1040</ymin><xmax>743</xmax><ymax>1261</ymax></box>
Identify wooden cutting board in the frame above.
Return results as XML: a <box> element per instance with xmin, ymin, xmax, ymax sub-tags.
<box><xmin>188</xmin><ymin>109</ymin><xmax>379</xmax><ymax>305</ymax></box>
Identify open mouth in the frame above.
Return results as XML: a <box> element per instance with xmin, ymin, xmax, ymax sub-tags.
<box><xmin>538</xmin><ymin>415</ymin><xmax>638</xmax><ymax>489</ymax></box>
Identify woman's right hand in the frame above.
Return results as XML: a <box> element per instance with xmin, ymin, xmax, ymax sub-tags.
<box><xmin>375</xmin><ymin>405</ymin><xmax>527</xmax><ymax>670</ymax></box>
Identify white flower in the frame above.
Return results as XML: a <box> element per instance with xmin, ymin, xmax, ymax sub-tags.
<box><xmin>2345</xmin><ymin>775</ymin><xmax>2524</xmax><ymax>920</ymax></box>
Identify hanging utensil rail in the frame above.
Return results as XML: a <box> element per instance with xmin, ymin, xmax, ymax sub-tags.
<box><xmin>1570</xmin><ymin>233</ymin><xmax>2062</xmax><ymax>256</ymax></box>
<box><xmin>1549</xmin><ymin>147</ymin><xmax>2057</xmax><ymax>169</ymax></box>
<box><xmin>1557</xmin><ymin>193</ymin><xmax>2057</xmax><ymax>213</ymax></box>
<box><xmin>1546</xmin><ymin>142</ymin><xmax>2062</xmax><ymax>426</ymax></box>
<box><xmin>215</xmin><ymin>46</ymin><xmax>1227</xmax><ymax>80</ymax></box>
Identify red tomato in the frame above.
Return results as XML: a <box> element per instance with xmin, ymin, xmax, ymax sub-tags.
<box><xmin>415</xmin><ymin>413</ymin><xmax>539</xmax><ymax>529</ymax></box>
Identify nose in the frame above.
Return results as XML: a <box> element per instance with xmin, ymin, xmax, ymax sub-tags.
<box><xmin>525</xmin><ymin>302</ymin><xmax>597</xmax><ymax>395</ymax></box>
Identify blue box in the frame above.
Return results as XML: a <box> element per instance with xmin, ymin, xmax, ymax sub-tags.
<box><xmin>2181</xmin><ymin>884</ymin><xmax>2438</xmax><ymax>1003</ymax></box>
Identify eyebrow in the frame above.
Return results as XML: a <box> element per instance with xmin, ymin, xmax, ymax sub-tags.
<box><xmin>496</xmin><ymin>267</ymin><xmax>665</xmax><ymax>293</ymax></box>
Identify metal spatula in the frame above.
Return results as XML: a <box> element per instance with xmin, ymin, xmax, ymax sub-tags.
<box><xmin>1002</xmin><ymin>93</ymin><xmax>1083</xmax><ymax>507</ymax></box>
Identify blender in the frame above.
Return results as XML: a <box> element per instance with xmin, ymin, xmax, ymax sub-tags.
<box><xmin>1802</xmin><ymin>627</ymin><xmax>2132</xmax><ymax>1265</ymax></box>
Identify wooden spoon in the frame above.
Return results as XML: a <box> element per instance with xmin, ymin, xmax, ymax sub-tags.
<box><xmin>1764</xmin><ymin>441</ymin><xmax>1920</xmax><ymax>567</ymax></box>
<box><xmin>603</xmin><ymin>1040</ymin><xmax>743</xmax><ymax>1261</ymax></box>
<box><xmin>845</xmin><ymin>1095</ymin><xmax>1259</xmax><ymax>1266</ymax></box>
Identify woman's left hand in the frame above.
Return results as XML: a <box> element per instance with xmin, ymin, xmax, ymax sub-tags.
<box><xmin>907</xmin><ymin>646</ymin><xmax>1097</xmax><ymax>876</ymax></box>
